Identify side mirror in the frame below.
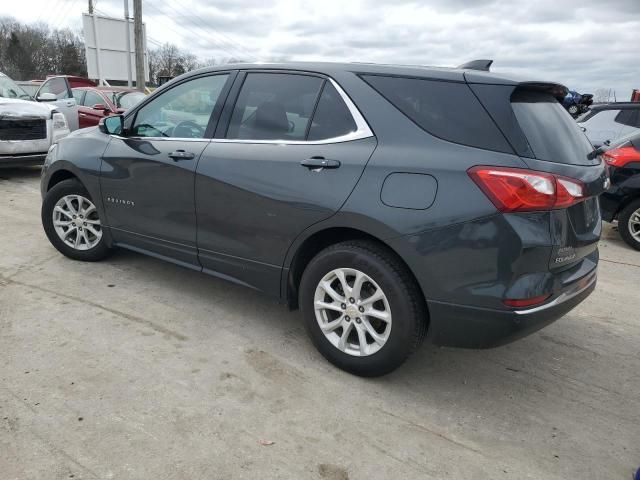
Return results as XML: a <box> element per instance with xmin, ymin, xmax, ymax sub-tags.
<box><xmin>99</xmin><ymin>114</ymin><xmax>124</xmax><ymax>135</ymax></box>
<box><xmin>92</xmin><ymin>103</ymin><xmax>110</xmax><ymax>112</ymax></box>
<box><xmin>37</xmin><ymin>92</ymin><xmax>57</xmax><ymax>102</ymax></box>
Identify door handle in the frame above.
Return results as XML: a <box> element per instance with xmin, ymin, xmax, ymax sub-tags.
<box><xmin>168</xmin><ymin>150</ymin><xmax>195</xmax><ymax>161</ymax></box>
<box><xmin>300</xmin><ymin>156</ymin><xmax>341</xmax><ymax>170</ymax></box>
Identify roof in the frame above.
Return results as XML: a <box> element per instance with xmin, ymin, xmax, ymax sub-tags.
<box><xmin>590</xmin><ymin>102</ymin><xmax>640</xmax><ymax>110</ymax></box>
<box><xmin>72</xmin><ymin>86</ymin><xmax>139</xmax><ymax>93</ymax></box>
<box><xmin>170</xmin><ymin>61</ymin><xmax>563</xmax><ymax>88</ymax></box>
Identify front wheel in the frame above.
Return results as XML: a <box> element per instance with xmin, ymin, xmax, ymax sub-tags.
<box><xmin>42</xmin><ymin>179</ymin><xmax>113</xmax><ymax>261</ymax></box>
<box><xmin>299</xmin><ymin>241</ymin><xmax>427</xmax><ymax>377</ymax></box>
<box><xmin>618</xmin><ymin>199</ymin><xmax>640</xmax><ymax>251</ymax></box>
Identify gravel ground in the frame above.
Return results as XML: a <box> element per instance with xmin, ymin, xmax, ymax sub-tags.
<box><xmin>1</xmin><ymin>166</ymin><xmax>639</xmax><ymax>480</ymax></box>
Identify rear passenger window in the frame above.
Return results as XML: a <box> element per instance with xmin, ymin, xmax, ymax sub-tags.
<box><xmin>361</xmin><ymin>75</ymin><xmax>511</xmax><ymax>153</ymax></box>
<box><xmin>308</xmin><ymin>83</ymin><xmax>357</xmax><ymax>141</ymax></box>
<box><xmin>615</xmin><ymin>110</ymin><xmax>638</xmax><ymax>127</ymax></box>
<box><xmin>226</xmin><ymin>73</ymin><xmax>323</xmax><ymax>141</ymax></box>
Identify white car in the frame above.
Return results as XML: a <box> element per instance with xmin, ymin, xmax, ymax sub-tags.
<box><xmin>577</xmin><ymin>103</ymin><xmax>640</xmax><ymax>147</ymax></box>
<box><xmin>0</xmin><ymin>72</ymin><xmax>70</xmax><ymax>167</ymax></box>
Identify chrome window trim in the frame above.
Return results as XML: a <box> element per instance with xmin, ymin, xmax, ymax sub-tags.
<box><xmin>214</xmin><ymin>78</ymin><xmax>373</xmax><ymax>145</ymax></box>
<box><xmin>110</xmin><ymin>77</ymin><xmax>374</xmax><ymax>145</ymax></box>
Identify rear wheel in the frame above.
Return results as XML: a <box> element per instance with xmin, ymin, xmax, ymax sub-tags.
<box><xmin>618</xmin><ymin>199</ymin><xmax>640</xmax><ymax>251</ymax></box>
<box><xmin>567</xmin><ymin>105</ymin><xmax>579</xmax><ymax>116</ymax></box>
<box><xmin>42</xmin><ymin>179</ymin><xmax>113</xmax><ymax>261</ymax></box>
<box><xmin>299</xmin><ymin>241</ymin><xmax>427</xmax><ymax>377</ymax></box>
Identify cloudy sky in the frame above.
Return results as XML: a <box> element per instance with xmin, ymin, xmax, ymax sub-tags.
<box><xmin>8</xmin><ymin>0</ymin><xmax>640</xmax><ymax>97</ymax></box>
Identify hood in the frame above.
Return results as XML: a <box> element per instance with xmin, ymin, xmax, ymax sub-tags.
<box><xmin>0</xmin><ymin>97</ymin><xmax>55</xmax><ymax>120</ymax></box>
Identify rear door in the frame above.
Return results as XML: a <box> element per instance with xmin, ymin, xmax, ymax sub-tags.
<box><xmin>35</xmin><ymin>77</ymin><xmax>79</xmax><ymax>130</ymax></box>
<box><xmin>194</xmin><ymin>71</ymin><xmax>376</xmax><ymax>295</ymax></box>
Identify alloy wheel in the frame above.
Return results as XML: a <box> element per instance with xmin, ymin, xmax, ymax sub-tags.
<box><xmin>629</xmin><ymin>207</ymin><xmax>640</xmax><ymax>242</ymax></box>
<box><xmin>313</xmin><ymin>268</ymin><xmax>392</xmax><ymax>357</ymax></box>
<box><xmin>52</xmin><ymin>194</ymin><xmax>102</xmax><ymax>251</ymax></box>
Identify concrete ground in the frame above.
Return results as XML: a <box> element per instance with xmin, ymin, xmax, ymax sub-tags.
<box><xmin>1</xmin><ymin>166</ymin><xmax>638</xmax><ymax>480</ymax></box>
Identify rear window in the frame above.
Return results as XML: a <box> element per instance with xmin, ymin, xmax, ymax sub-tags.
<box><xmin>511</xmin><ymin>90</ymin><xmax>595</xmax><ymax>165</ymax></box>
<box><xmin>361</xmin><ymin>75</ymin><xmax>512</xmax><ymax>153</ymax></box>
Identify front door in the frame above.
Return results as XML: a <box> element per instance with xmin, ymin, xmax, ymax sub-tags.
<box><xmin>100</xmin><ymin>73</ymin><xmax>232</xmax><ymax>267</ymax></box>
<box><xmin>195</xmin><ymin>72</ymin><xmax>377</xmax><ymax>295</ymax></box>
<box><xmin>78</xmin><ymin>89</ymin><xmax>107</xmax><ymax>128</ymax></box>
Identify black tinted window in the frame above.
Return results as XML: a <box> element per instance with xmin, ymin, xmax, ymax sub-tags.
<box><xmin>511</xmin><ymin>90</ymin><xmax>594</xmax><ymax>165</ymax></box>
<box><xmin>308</xmin><ymin>83</ymin><xmax>357</xmax><ymax>141</ymax></box>
<box><xmin>226</xmin><ymin>73</ymin><xmax>323</xmax><ymax>141</ymax></box>
<box><xmin>361</xmin><ymin>75</ymin><xmax>511</xmax><ymax>152</ymax></box>
<box><xmin>614</xmin><ymin>109</ymin><xmax>639</xmax><ymax>127</ymax></box>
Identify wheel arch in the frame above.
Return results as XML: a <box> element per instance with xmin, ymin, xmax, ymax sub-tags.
<box><xmin>284</xmin><ymin>226</ymin><xmax>427</xmax><ymax>316</ymax></box>
<box><xmin>46</xmin><ymin>168</ymin><xmax>80</xmax><ymax>192</ymax></box>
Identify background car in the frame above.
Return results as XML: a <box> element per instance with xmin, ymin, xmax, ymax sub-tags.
<box><xmin>577</xmin><ymin>102</ymin><xmax>640</xmax><ymax>147</ymax></box>
<box><xmin>563</xmin><ymin>90</ymin><xmax>593</xmax><ymax>117</ymax></box>
<box><xmin>72</xmin><ymin>87</ymin><xmax>146</xmax><ymax>128</ymax></box>
<box><xmin>599</xmin><ymin>130</ymin><xmax>640</xmax><ymax>250</ymax></box>
<box><xmin>32</xmin><ymin>75</ymin><xmax>96</xmax><ymax>131</ymax></box>
<box><xmin>0</xmin><ymin>72</ymin><xmax>70</xmax><ymax>167</ymax></box>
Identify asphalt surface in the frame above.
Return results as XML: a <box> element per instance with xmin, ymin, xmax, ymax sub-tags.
<box><xmin>1</xmin><ymin>166</ymin><xmax>639</xmax><ymax>480</ymax></box>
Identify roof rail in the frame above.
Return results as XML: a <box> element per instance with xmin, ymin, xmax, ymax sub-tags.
<box><xmin>457</xmin><ymin>59</ymin><xmax>493</xmax><ymax>71</ymax></box>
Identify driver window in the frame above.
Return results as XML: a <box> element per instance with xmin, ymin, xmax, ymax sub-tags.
<box><xmin>131</xmin><ymin>74</ymin><xmax>228</xmax><ymax>139</ymax></box>
<box><xmin>39</xmin><ymin>77</ymin><xmax>70</xmax><ymax>99</ymax></box>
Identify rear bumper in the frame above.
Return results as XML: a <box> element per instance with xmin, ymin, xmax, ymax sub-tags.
<box><xmin>428</xmin><ymin>269</ymin><xmax>597</xmax><ymax>348</ymax></box>
<box><xmin>0</xmin><ymin>153</ymin><xmax>47</xmax><ymax>168</ymax></box>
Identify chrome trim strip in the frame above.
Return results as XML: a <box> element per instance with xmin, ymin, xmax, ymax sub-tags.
<box><xmin>111</xmin><ymin>78</ymin><xmax>374</xmax><ymax>145</ymax></box>
<box><xmin>513</xmin><ymin>272</ymin><xmax>597</xmax><ymax>315</ymax></box>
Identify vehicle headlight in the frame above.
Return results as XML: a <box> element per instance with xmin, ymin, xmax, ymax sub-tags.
<box><xmin>52</xmin><ymin>112</ymin><xmax>68</xmax><ymax>130</ymax></box>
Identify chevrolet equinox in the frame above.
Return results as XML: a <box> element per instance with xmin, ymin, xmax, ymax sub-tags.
<box><xmin>40</xmin><ymin>62</ymin><xmax>607</xmax><ymax>376</ymax></box>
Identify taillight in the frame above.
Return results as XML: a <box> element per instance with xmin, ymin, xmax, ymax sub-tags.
<box><xmin>503</xmin><ymin>294</ymin><xmax>551</xmax><ymax>308</ymax></box>
<box><xmin>468</xmin><ymin>166</ymin><xmax>585</xmax><ymax>212</ymax></box>
<box><xmin>602</xmin><ymin>146</ymin><xmax>640</xmax><ymax>167</ymax></box>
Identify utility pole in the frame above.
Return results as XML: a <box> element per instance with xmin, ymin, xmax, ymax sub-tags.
<box><xmin>88</xmin><ymin>0</ymin><xmax>93</xmax><ymax>14</ymax></box>
<box><xmin>124</xmin><ymin>0</ymin><xmax>132</xmax><ymax>87</ymax></box>
<box><xmin>133</xmin><ymin>0</ymin><xmax>145</xmax><ymax>91</ymax></box>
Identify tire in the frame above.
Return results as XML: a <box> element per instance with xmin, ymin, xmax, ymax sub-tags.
<box><xmin>568</xmin><ymin>105</ymin><xmax>579</xmax><ymax>115</ymax></box>
<box><xmin>299</xmin><ymin>240</ymin><xmax>427</xmax><ymax>377</ymax></box>
<box><xmin>618</xmin><ymin>199</ymin><xmax>640</xmax><ymax>251</ymax></box>
<box><xmin>41</xmin><ymin>179</ymin><xmax>113</xmax><ymax>261</ymax></box>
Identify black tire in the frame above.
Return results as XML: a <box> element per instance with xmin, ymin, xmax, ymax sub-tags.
<box><xmin>299</xmin><ymin>240</ymin><xmax>427</xmax><ymax>377</ymax></box>
<box><xmin>618</xmin><ymin>199</ymin><xmax>640</xmax><ymax>251</ymax></box>
<box><xmin>41</xmin><ymin>179</ymin><xmax>113</xmax><ymax>261</ymax></box>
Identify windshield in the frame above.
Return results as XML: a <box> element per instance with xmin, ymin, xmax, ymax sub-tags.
<box><xmin>0</xmin><ymin>75</ymin><xmax>32</xmax><ymax>100</ymax></box>
<box><xmin>112</xmin><ymin>91</ymin><xmax>145</xmax><ymax>110</ymax></box>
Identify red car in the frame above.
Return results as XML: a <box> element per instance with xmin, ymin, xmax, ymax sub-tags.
<box><xmin>72</xmin><ymin>87</ymin><xmax>146</xmax><ymax>128</ymax></box>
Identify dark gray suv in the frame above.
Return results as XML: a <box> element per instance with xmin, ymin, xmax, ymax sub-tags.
<box><xmin>40</xmin><ymin>62</ymin><xmax>607</xmax><ymax>376</ymax></box>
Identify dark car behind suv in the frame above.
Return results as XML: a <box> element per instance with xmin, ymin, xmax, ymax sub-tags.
<box><xmin>600</xmin><ymin>131</ymin><xmax>640</xmax><ymax>249</ymax></box>
<box><xmin>40</xmin><ymin>62</ymin><xmax>607</xmax><ymax>376</ymax></box>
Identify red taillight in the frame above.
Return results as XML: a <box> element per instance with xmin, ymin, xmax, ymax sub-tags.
<box><xmin>602</xmin><ymin>146</ymin><xmax>640</xmax><ymax>167</ymax></box>
<box><xmin>468</xmin><ymin>166</ymin><xmax>585</xmax><ymax>212</ymax></box>
<box><xmin>503</xmin><ymin>294</ymin><xmax>551</xmax><ymax>308</ymax></box>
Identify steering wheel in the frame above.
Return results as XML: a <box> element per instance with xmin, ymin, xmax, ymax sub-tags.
<box><xmin>173</xmin><ymin>120</ymin><xmax>205</xmax><ymax>138</ymax></box>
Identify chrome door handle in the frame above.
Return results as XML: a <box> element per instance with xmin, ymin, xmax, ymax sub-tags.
<box><xmin>300</xmin><ymin>156</ymin><xmax>341</xmax><ymax>170</ymax></box>
<box><xmin>168</xmin><ymin>150</ymin><xmax>195</xmax><ymax>161</ymax></box>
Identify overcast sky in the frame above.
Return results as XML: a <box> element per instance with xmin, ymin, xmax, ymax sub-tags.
<box><xmin>8</xmin><ymin>0</ymin><xmax>640</xmax><ymax>97</ymax></box>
